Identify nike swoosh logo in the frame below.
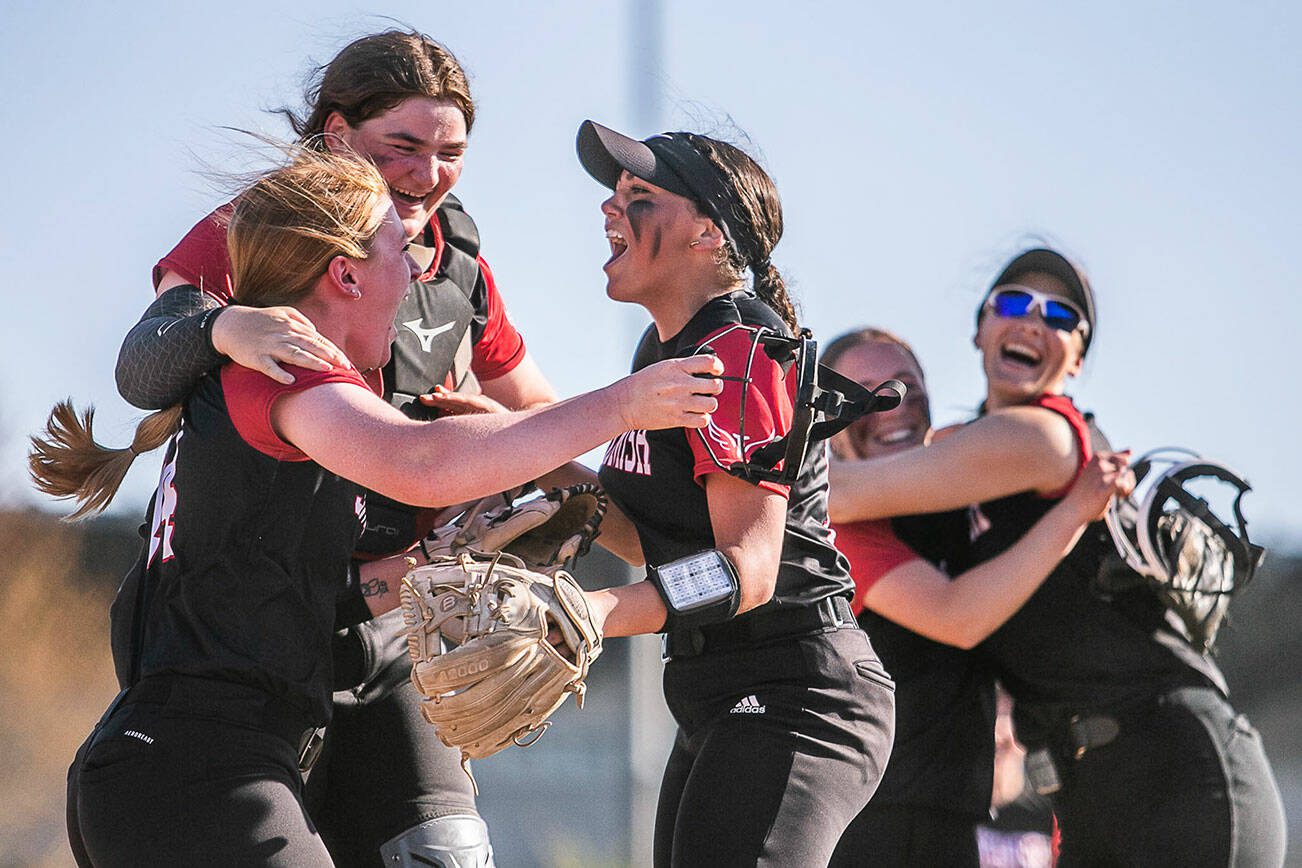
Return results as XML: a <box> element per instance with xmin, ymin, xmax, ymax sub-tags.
<box><xmin>403</xmin><ymin>319</ymin><xmax>455</xmax><ymax>352</ymax></box>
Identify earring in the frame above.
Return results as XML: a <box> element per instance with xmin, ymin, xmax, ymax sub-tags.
<box><xmin>689</xmin><ymin>240</ymin><xmax>701</xmax><ymax>248</ymax></box>
<box><xmin>350</xmin><ymin>289</ymin><xmax>362</xmax><ymax>299</ymax></box>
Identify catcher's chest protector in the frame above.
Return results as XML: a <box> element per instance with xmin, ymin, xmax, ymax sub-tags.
<box><xmin>384</xmin><ymin>196</ymin><xmax>483</xmax><ymax>416</ymax></box>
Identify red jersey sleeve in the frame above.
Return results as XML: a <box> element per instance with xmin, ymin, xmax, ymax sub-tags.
<box><xmin>1034</xmin><ymin>393</ymin><xmax>1093</xmax><ymax>499</ymax></box>
<box><xmin>689</xmin><ymin>326</ymin><xmax>795</xmax><ymax>497</ymax></box>
<box><xmin>222</xmin><ymin>363</ymin><xmax>376</xmax><ymax>461</ymax></box>
<box><xmin>470</xmin><ymin>255</ymin><xmax>527</xmax><ymax>381</ymax></box>
<box><xmin>154</xmin><ymin>203</ymin><xmax>237</xmax><ymax>302</ymax></box>
<box><xmin>832</xmin><ymin>519</ymin><xmax>922</xmax><ymax>616</ymax></box>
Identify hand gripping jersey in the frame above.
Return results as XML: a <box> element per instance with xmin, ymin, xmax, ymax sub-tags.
<box><xmin>108</xmin><ymin>364</ymin><xmax>373</xmax><ymax>728</ymax></box>
<box><xmin>966</xmin><ymin>395</ymin><xmax>1219</xmax><ymax>748</ymax></box>
<box><xmin>155</xmin><ymin>193</ymin><xmax>526</xmax><ymax>556</ymax></box>
<box><xmin>598</xmin><ymin>291</ymin><xmax>853</xmax><ymax>608</ymax></box>
<box><xmin>835</xmin><ymin>512</ymin><xmax>996</xmax><ymax>820</ymax></box>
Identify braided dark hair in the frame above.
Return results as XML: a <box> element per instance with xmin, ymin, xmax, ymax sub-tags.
<box><xmin>683</xmin><ymin>134</ymin><xmax>799</xmax><ymax>333</ymax></box>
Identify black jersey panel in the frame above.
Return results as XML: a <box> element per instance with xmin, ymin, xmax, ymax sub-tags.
<box><xmin>968</xmin><ymin>401</ymin><xmax>1211</xmax><ymax>746</ymax></box>
<box><xmin>856</xmin><ymin>510</ymin><xmax>995</xmax><ymax>818</ymax></box>
<box><xmin>121</xmin><ymin>373</ymin><xmax>362</xmax><ymax>727</ymax></box>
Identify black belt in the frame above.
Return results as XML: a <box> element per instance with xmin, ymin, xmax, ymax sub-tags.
<box><xmin>115</xmin><ymin>675</ymin><xmax>324</xmax><ymax>773</ymax></box>
<box><xmin>663</xmin><ymin>595</ymin><xmax>854</xmax><ymax>661</ymax></box>
<box><xmin>1033</xmin><ymin>693</ymin><xmax>1165</xmax><ymax>763</ymax></box>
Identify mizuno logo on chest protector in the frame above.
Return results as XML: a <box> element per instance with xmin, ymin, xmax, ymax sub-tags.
<box><xmin>402</xmin><ymin>319</ymin><xmax>456</xmax><ymax>352</ymax></box>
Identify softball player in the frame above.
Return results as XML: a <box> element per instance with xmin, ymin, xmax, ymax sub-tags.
<box><xmin>110</xmin><ymin>31</ymin><xmax>556</xmax><ymax>867</ymax></box>
<box><xmin>819</xmin><ymin>328</ymin><xmax>1129</xmax><ymax>867</ymax></box>
<box><xmin>828</xmin><ymin>249</ymin><xmax>1287</xmax><ymax>867</ymax></box>
<box><xmin>566</xmin><ymin>121</ymin><xmax>895</xmax><ymax>867</ymax></box>
<box><xmin>51</xmin><ymin>149</ymin><xmax>721</xmax><ymax>866</ymax></box>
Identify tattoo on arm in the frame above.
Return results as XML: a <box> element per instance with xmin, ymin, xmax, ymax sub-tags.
<box><xmin>115</xmin><ymin>284</ymin><xmax>228</xmax><ymax>410</ymax></box>
<box><xmin>361</xmin><ymin>578</ymin><xmax>389</xmax><ymax>598</ymax></box>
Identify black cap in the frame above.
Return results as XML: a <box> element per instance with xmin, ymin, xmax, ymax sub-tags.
<box><xmin>576</xmin><ymin>120</ymin><xmax>749</xmax><ymax>262</ymax></box>
<box><xmin>980</xmin><ymin>248</ymin><xmax>1097</xmax><ymax>352</ymax></box>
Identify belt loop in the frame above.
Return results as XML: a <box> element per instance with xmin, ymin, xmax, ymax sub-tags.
<box><xmin>828</xmin><ymin>596</ymin><xmax>846</xmax><ymax>629</ymax></box>
<box><xmin>298</xmin><ymin>727</ymin><xmax>326</xmax><ymax>777</ymax></box>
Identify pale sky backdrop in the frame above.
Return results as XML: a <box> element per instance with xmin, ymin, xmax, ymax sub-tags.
<box><xmin>3</xmin><ymin>1</ymin><xmax>1300</xmax><ymax>543</ymax></box>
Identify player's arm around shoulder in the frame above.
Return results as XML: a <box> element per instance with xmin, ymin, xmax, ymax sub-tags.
<box><xmin>827</xmin><ymin>404</ymin><xmax>1080</xmax><ymax>522</ymax></box>
<box><xmin>272</xmin><ymin>379</ymin><xmax>536</xmax><ymax>508</ymax></box>
<box><xmin>272</xmin><ymin>355</ymin><xmax>723</xmax><ymax>509</ymax></box>
<box><xmin>862</xmin><ymin>448</ymin><xmax>1131</xmax><ymax>648</ymax></box>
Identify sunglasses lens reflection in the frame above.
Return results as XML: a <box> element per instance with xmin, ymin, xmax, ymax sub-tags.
<box><xmin>990</xmin><ymin>290</ymin><xmax>1082</xmax><ymax>333</ymax></box>
<box><xmin>1042</xmin><ymin>301</ymin><xmax>1082</xmax><ymax>332</ymax></box>
<box><xmin>991</xmin><ymin>290</ymin><xmax>1034</xmax><ymax>318</ymax></box>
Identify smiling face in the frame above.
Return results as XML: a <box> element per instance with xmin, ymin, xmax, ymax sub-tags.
<box><xmin>975</xmin><ymin>270</ymin><xmax>1086</xmax><ymax>408</ymax></box>
<box><xmin>325</xmin><ymin>96</ymin><xmax>468</xmax><ymax>241</ymax></box>
<box><xmin>348</xmin><ymin>201</ymin><xmax>421</xmax><ymax>370</ymax></box>
<box><xmin>831</xmin><ymin>340</ymin><xmax>931</xmax><ymax>459</ymax></box>
<box><xmin>601</xmin><ymin>171</ymin><xmax>716</xmax><ymax>307</ymax></box>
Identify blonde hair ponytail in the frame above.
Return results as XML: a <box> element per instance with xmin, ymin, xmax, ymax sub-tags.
<box><xmin>29</xmin><ymin>401</ymin><xmax>183</xmax><ymax>520</ymax></box>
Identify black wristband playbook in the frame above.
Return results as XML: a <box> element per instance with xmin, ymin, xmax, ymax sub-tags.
<box><xmin>650</xmin><ymin>549</ymin><xmax>742</xmax><ymax>632</ymax></box>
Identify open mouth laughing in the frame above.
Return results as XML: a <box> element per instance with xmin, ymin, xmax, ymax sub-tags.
<box><xmin>605</xmin><ymin>228</ymin><xmax>628</xmax><ymax>268</ymax></box>
<box><xmin>999</xmin><ymin>340</ymin><xmax>1042</xmax><ymax>370</ymax></box>
<box><xmin>390</xmin><ymin>185</ymin><xmax>432</xmax><ymax>210</ymax></box>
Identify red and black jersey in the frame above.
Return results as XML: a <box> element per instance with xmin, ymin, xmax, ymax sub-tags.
<box><xmin>109</xmin><ymin>363</ymin><xmax>373</xmax><ymax>729</ymax></box>
<box><xmin>835</xmin><ymin>511</ymin><xmax>996</xmax><ymax>819</ymax></box>
<box><xmin>598</xmin><ymin>291</ymin><xmax>853</xmax><ymax>608</ymax></box>
<box><xmin>968</xmin><ymin>395</ymin><xmax>1213</xmax><ymax>747</ymax></box>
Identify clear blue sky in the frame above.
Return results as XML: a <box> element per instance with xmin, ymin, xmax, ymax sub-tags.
<box><xmin>3</xmin><ymin>1</ymin><xmax>1300</xmax><ymax>542</ymax></box>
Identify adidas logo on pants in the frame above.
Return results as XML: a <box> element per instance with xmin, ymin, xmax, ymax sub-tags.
<box><xmin>730</xmin><ymin>695</ymin><xmax>766</xmax><ymax>714</ymax></box>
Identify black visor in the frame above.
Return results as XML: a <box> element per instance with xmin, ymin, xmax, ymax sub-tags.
<box><xmin>576</xmin><ymin>120</ymin><xmax>744</xmax><ymax>257</ymax></box>
<box><xmin>980</xmin><ymin>247</ymin><xmax>1097</xmax><ymax>353</ymax></box>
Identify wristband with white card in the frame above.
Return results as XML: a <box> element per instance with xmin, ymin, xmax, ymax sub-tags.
<box><xmin>650</xmin><ymin>549</ymin><xmax>742</xmax><ymax>631</ymax></box>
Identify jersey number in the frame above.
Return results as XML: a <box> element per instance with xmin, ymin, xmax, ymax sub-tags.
<box><xmin>147</xmin><ymin>431</ymin><xmax>183</xmax><ymax>566</ymax></box>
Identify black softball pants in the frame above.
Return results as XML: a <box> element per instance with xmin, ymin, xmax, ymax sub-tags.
<box><xmin>68</xmin><ymin>684</ymin><xmax>330</xmax><ymax>867</ymax></box>
<box><xmin>828</xmin><ymin>804</ymin><xmax>980</xmax><ymax>867</ymax></box>
<box><xmin>1052</xmin><ymin>686</ymin><xmax>1286</xmax><ymax>867</ymax></box>
<box><xmin>655</xmin><ymin>624</ymin><xmax>896</xmax><ymax>868</ymax></box>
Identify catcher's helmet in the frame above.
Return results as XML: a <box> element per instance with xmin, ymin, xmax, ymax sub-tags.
<box><xmin>693</xmin><ymin>325</ymin><xmax>905</xmax><ymax>486</ymax></box>
<box><xmin>1104</xmin><ymin>448</ymin><xmax>1265</xmax><ymax>651</ymax></box>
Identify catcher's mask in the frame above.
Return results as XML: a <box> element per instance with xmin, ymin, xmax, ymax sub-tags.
<box><xmin>693</xmin><ymin>325</ymin><xmax>906</xmax><ymax>486</ymax></box>
<box><xmin>1104</xmin><ymin>447</ymin><xmax>1265</xmax><ymax>650</ymax></box>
